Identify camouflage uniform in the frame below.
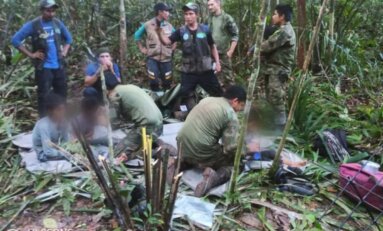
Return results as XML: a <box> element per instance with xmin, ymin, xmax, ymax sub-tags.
<box><xmin>109</xmin><ymin>85</ymin><xmax>163</xmax><ymax>158</ymax></box>
<box><xmin>259</xmin><ymin>22</ymin><xmax>296</xmax><ymax>125</ymax></box>
<box><xmin>208</xmin><ymin>11</ymin><xmax>239</xmax><ymax>89</ymax></box>
<box><xmin>177</xmin><ymin>97</ymin><xmax>240</xmax><ymax>170</ymax></box>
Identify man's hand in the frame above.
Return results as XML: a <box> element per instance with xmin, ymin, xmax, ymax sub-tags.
<box><xmin>227</xmin><ymin>49</ymin><xmax>234</xmax><ymax>58</ymax></box>
<box><xmin>30</xmin><ymin>51</ymin><xmax>45</xmax><ymax>60</ymax></box>
<box><xmin>62</xmin><ymin>50</ymin><xmax>68</xmax><ymax>58</ymax></box>
<box><xmin>140</xmin><ymin>47</ymin><xmax>148</xmax><ymax>55</ymax></box>
<box><xmin>101</xmin><ymin>59</ymin><xmax>113</xmax><ymax>70</ymax></box>
<box><xmin>215</xmin><ymin>61</ymin><xmax>222</xmax><ymax>73</ymax></box>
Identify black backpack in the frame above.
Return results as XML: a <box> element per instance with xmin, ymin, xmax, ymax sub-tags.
<box><xmin>313</xmin><ymin>129</ymin><xmax>350</xmax><ymax>164</ymax></box>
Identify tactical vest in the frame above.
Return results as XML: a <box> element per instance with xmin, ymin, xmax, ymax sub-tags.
<box><xmin>31</xmin><ymin>16</ymin><xmax>63</xmax><ymax>69</ymax></box>
<box><xmin>144</xmin><ymin>18</ymin><xmax>173</xmax><ymax>62</ymax></box>
<box><xmin>180</xmin><ymin>25</ymin><xmax>213</xmax><ymax>74</ymax></box>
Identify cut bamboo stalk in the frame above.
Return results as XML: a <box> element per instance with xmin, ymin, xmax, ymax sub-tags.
<box><xmin>151</xmin><ymin>159</ymin><xmax>161</xmax><ymax>213</ymax></box>
<box><xmin>100</xmin><ymin>157</ymin><xmax>134</xmax><ymax>228</ymax></box>
<box><xmin>269</xmin><ymin>0</ymin><xmax>330</xmax><ymax>177</ymax></box>
<box><xmin>174</xmin><ymin>141</ymin><xmax>183</xmax><ymax>177</ymax></box>
<box><xmin>163</xmin><ymin>172</ymin><xmax>183</xmax><ymax>231</ymax></box>
<box><xmin>72</xmin><ymin>120</ymin><xmax>134</xmax><ymax>229</ymax></box>
<box><xmin>229</xmin><ymin>0</ymin><xmax>270</xmax><ymax>198</ymax></box>
<box><xmin>159</xmin><ymin>149</ymin><xmax>169</xmax><ymax>211</ymax></box>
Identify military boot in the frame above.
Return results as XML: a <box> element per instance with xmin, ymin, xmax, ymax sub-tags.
<box><xmin>194</xmin><ymin>167</ymin><xmax>232</xmax><ymax>197</ymax></box>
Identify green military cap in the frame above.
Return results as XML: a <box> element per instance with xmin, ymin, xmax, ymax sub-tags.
<box><xmin>182</xmin><ymin>2</ymin><xmax>199</xmax><ymax>13</ymax></box>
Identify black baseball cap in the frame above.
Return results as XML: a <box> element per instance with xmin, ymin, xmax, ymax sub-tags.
<box><xmin>154</xmin><ymin>3</ymin><xmax>171</xmax><ymax>12</ymax></box>
<box><xmin>40</xmin><ymin>0</ymin><xmax>59</xmax><ymax>9</ymax></box>
<box><xmin>182</xmin><ymin>2</ymin><xmax>199</xmax><ymax>13</ymax></box>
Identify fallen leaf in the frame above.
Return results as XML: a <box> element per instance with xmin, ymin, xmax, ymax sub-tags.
<box><xmin>239</xmin><ymin>213</ymin><xmax>262</xmax><ymax>228</ymax></box>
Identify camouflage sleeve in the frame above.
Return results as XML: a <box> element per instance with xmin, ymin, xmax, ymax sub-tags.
<box><xmin>222</xmin><ymin>115</ymin><xmax>240</xmax><ymax>156</ymax></box>
<box><xmin>226</xmin><ymin>15</ymin><xmax>239</xmax><ymax>42</ymax></box>
<box><xmin>260</xmin><ymin>28</ymin><xmax>289</xmax><ymax>53</ymax></box>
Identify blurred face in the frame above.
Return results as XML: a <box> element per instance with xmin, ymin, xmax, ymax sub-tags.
<box><xmin>41</xmin><ymin>7</ymin><xmax>56</xmax><ymax>21</ymax></box>
<box><xmin>184</xmin><ymin>10</ymin><xmax>197</xmax><ymax>26</ymax></box>
<box><xmin>158</xmin><ymin>10</ymin><xmax>170</xmax><ymax>21</ymax></box>
<box><xmin>50</xmin><ymin>104</ymin><xmax>66</xmax><ymax>122</ymax></box>
<box><xmin>207</xmin><ymin>0</ymin><xmax>220</xmax><ymax>14</ymax></box>
<box><xmin>230</xmin><ymin>99</ymin><xmax>245</xmax><ymax>112</ymax></box>
<box><xmin>98</xmin><ymin>52</ymin><xmax>112</xmax><ymax>65</ymax></box>
<box><xmin>272</xmin><ymin>10</ymin><xmax>284</xmax><ymax>26</ymax></box>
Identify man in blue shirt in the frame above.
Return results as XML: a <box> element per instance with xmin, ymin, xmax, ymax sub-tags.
<box><xmin>11</xmin><ymin>0</ymin><xmax>72</xmax><ymax>117</ymax></box>
<box><xmin>83</xmin><ymin>48</ymin><xmax>121</xmax><ymax>102</ymax></box>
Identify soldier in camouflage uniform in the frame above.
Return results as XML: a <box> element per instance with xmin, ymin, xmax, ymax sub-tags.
<box><xmin>207</xmin><ymin>0</ymin><xmax>239</xmax><ymax>90</ymax></box>
<box><xmin>176</xmin><ymin>85</ymin><xmax>246</xmax><ymax>197</ymax></box>
<box><xmin>258</xmin><ymin>4</ymin><xmax>296</xmax><ymax>128</ymax></box>
<box><xmin>106</xmin><ymin>81</ymin><xmax>163</xmax><ymax>160</ymax></box>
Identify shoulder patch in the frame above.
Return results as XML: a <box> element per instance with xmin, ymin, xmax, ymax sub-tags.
<box><xmin>196</xmin><ymin>32</ymin><xmax>206</xmax><ymax>39</ymax></box>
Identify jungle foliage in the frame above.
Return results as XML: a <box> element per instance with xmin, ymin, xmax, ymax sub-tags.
<box><xmin>0</xmin><ymin>0</ymin><xmax>382</xmax><ymax>230</ymax></box>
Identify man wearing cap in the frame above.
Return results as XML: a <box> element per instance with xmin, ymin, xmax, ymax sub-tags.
<box><xmin>83</xmin><ymin>48</ymin><xmax>121</xmax><ymax>102</ymax></box>
<box><xmin>134</xmin><ymin>3</ymin><xmax>175</xmax><ymax>92</ymax></box>
<box><xmin>158</xmin><ymin>2</ymin><xmax>222</xmax><ymax>104</ymax></box>
<box><xmin>11</xmin><ymin>0</ymin><xmax>72</xmax><ymax>117</ymax></box>
<box><xmin>207</xmin><ymin>0</ymin><xmax>239</xmax><ymax>90</ymax></box>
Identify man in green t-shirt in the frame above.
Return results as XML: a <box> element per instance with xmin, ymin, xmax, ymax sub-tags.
<box><xmin>106</xmin><ymin>79</ymin><xmax>163</xmax><ymax>160</ymax></box>
<box><xmin>176</xmin><ymin>85</ymin><xmax>246</xmax><ymax>197</ymax></box>
<box><xmin>207</xmin><ymin>0</ymin><xmax>239</xmax><ymax>90</ymax></box>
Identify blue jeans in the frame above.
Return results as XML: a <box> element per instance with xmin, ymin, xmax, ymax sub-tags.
<box><xmin>83</xmin><ymin>86</ymin><xmax>102</xmax><ymax>102</ymax></box>
<box><xmin>147</xmin><ymin>58</ymin><xmax>172</xmax><ymax>91</ymax></box>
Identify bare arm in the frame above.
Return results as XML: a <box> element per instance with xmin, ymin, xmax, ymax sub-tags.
<box><xmin>210</xmin><ymin>44</ymin><xmax>221</xmax><ymax>72</ymax></box>
<box><xmin>18</xmin><ymin>45</ymin><xmax>44</xmax><ymax>60</ymax></box>
<box><xmin>171</xmin><ymin>42</ymin><xmax>177</xmax><ymax>51</ymax></box>
<box><xmin>62</xmin><ymin>44</ymin><xmax>71</xmax><ymax>57</ymax></box>
<box><xmin>84</xmin><ymin>72</ymin><xmax>100</xmax><ymax>87</ymax></box>
<box><xmin>157</xmin><ymin>28</ymin><xmax>172</xmax><ymax>45</ymax></box>
<box><xmin>227</xmin><ymin>40</ymin><xmax>238</xmax><ymax>58</ymax></box>
<box><xmin>136</xmin><ymin>41</ymin><xmax>147</xmax><ymax>54</ymax></box>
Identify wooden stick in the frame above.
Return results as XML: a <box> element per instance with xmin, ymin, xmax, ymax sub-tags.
<box><xmin>269</xmin><ymin>0</ymin><xmax>330</xmax><ymax>177</ymax></box>
<box><xmin>229</xmin><ymin>0</ymin><xmax>270</xmax><ymax>198</ymax></box>
<box><xmin>99</xmin><ymin>67</ymin><xmax>115</xmax><ymax>158</ymax></box>
<box><xmin>48</xmin><ymin>141</ymin><xmax>88</xmax><ymax>171</ymax></box>
<box><xmin>159</xmin><ymin>149</ymin><xmax>169</xmax><ymax>211</ymax></box>
<box><xmin>72</xmin><ymin>120</ymin><xmax>133</xmax><ymax>229</ymax></box>
<box><xmin>100</xmin><ymin>157</ymin><xmax>134</xmax><ymax>228</ymax></box>
<box><xmin>151</xmin><ymin>159</ymin><xmax>161</xmax><ymax>213</ymax></box>
<box><xmin>163</xmin><ymin>172</ymin><xmax>183</xmax><ymax>231</ymax></box>
<box><xmin>119</xmin><ymin>0</ymin><xmax>127</xmax><ymax>83</ymax></box>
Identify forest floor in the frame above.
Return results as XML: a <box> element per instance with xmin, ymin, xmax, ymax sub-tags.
<box><xmin>1</xmin><ymin>68</ymin><xmax>383</xmax><ymax>231</ymax></box>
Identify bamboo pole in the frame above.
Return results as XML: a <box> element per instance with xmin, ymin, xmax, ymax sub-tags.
<box><xmin>72</xmin><ymin>120</ymin><xmax>134</xmax><ymax>229</ymax></box>
<box><xmin>100</xmin><ymin>157</ymin><xmax>134</xmax><ymax>228</ymax></box>
<box><xmin>159</xmin><ymin>149</ymin><xmax>169</xmax><ymax>211</ymax></box>
<box><xmin>151</xmin><ymin>159</ymin><xmax>161</xmax><ymax>213</ymax></box>
<box><xmin>228</xmin><ymin>0</ymin><xmax>270</xmax><ymax>198</ymax></box>
<box><xmin>119</xmin><ymin>0</ymin><xmax>128</xmax><ymax>83</ymax></box>
<box><xmin>163</xmin><ymin>172</ymin><xmax>183</xmax><ymax>231</ymax></box>
<box><xmin>100</xmin><ymin>67</ymin><xmax>115</xmax><ymax>158</ymax></box>
<box><xmin>269</xmin><ymin>0</ymin><xmax>330</xmax><ymax>177</ymax></box>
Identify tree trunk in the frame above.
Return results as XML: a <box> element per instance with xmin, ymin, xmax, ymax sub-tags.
<box><xmin>229</xmin><ymin>0</ymin><xmax>270</xmax><ymax>199</ymax></box>
<box><xmin>119</xmin><ymin>0</ymin><xmax>127</xmax><ymax>83</ymax></box>
<box><xmin>297</xmin><ymin>0</ymin><xmax>307</xmax><ymax>69</ymax></box>
<box><xmin>269</xmin><ymin>0</ymin><xmax>330</xmax><ymax>177</ymax></box>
